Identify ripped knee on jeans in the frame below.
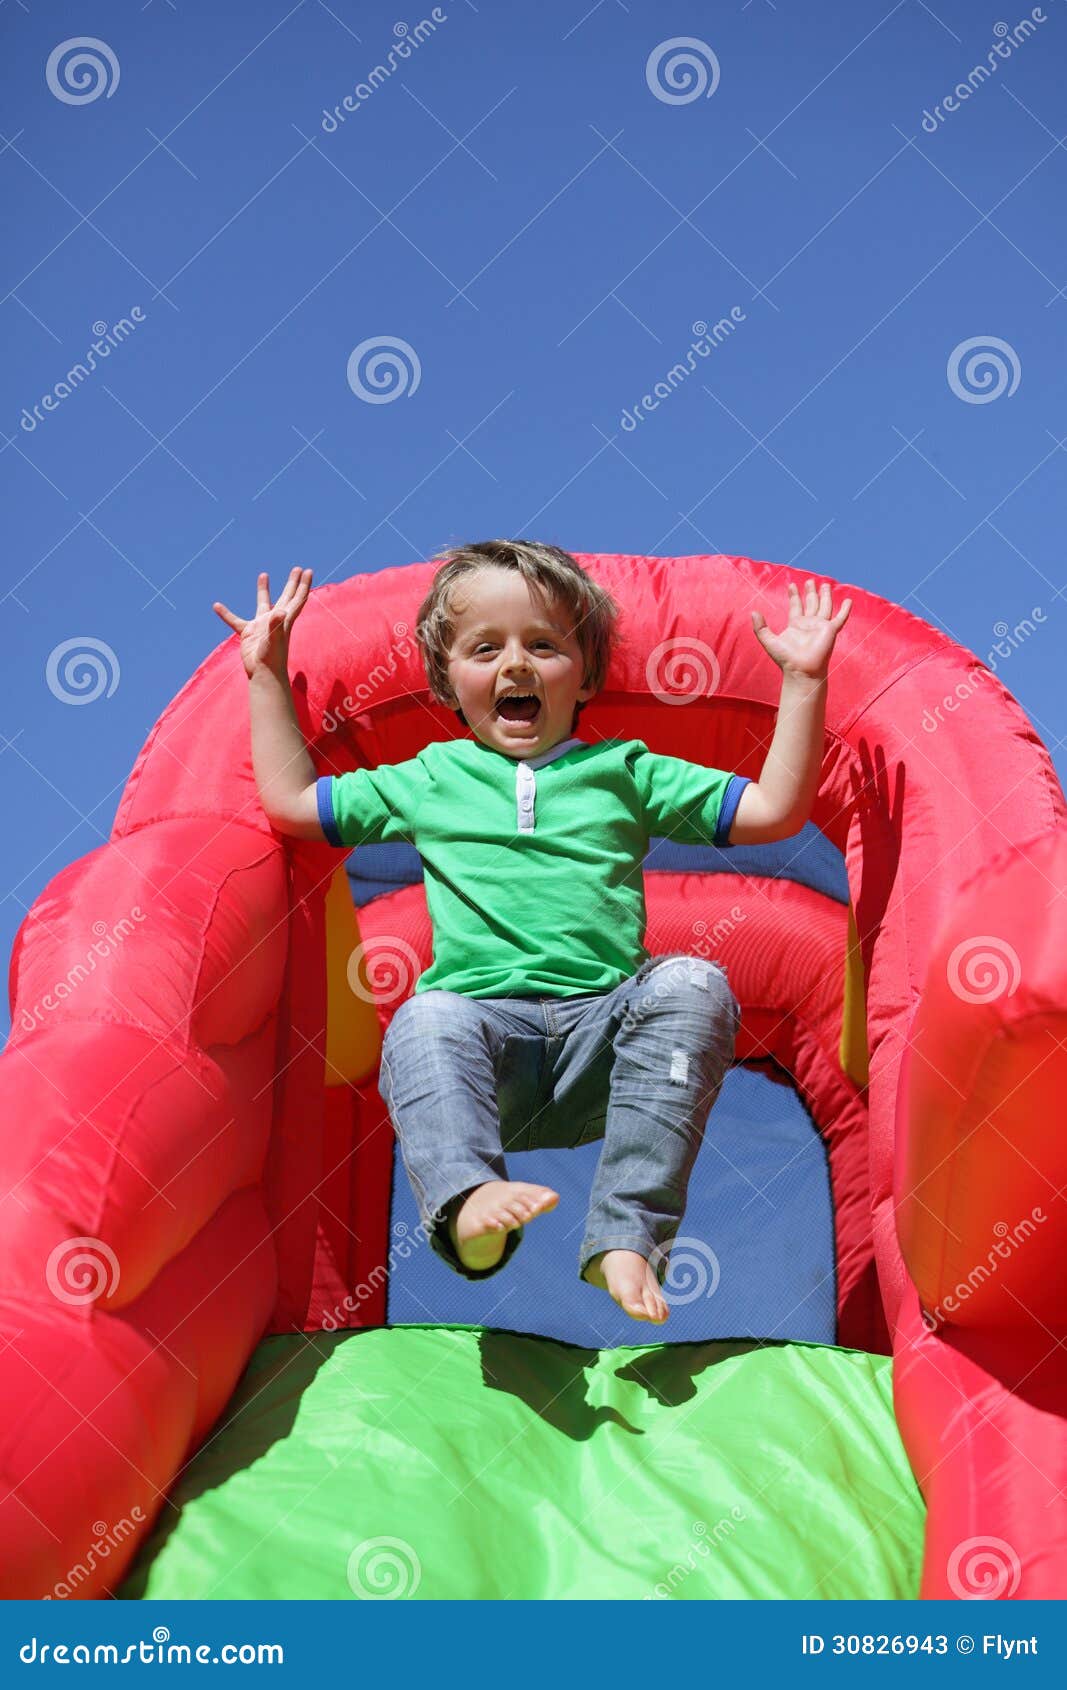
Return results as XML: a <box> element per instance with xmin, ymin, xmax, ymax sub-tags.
<box><xmin>625</xmin><ymin>952</ymin><xmax>737</xmax><ymax>1033</ymax></box>
<box><xmin>637</xmin><ymin>951</ymin><xmax>731</xmax><ymax>991</ymax></box>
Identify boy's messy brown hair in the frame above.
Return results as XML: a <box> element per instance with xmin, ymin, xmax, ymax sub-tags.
<box><xmin>414</xmin><ymin>539</ymin><xmax>622</xmax><ymax>736</ymax></box>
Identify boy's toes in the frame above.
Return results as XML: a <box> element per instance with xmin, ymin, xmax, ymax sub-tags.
<box><xmin>643</xmin><ymin>1266</ymin><xmax>669</xmax><ymax>1322</ymax></box>
<box><xmin>507</xmin><ymin>1187</ymin><xmax>557</xmax><ymax>1225</ymax></box>
<box><xmin>644</xmin><ymin>1284</ymin><xmax>668</xmax><ymax>1323</ymax></box>
<box><xmin>466</xmin><ymin>1182</ymin><xmax>559</xmax><ymax>1237</ymax></box>
<box><xmin>585</xmin><ymin>1249</ymin><xmax>672</xmax><ymax>1324</ymax></box>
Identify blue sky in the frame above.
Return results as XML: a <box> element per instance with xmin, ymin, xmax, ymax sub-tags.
<box><xmin>6</xmin><ymin>0</ymin><xmax>1064</xmax><ymax>958</ymax></box>
<box><xmin>3</xmin><ymin>1</ymin><xmax>1064</xmax><ymax>1333</ymax></box>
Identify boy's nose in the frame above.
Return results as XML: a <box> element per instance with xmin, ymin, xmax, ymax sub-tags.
<box><xmin>501</xmin><ymin>650</ymin><xmax>535</xmax><ymax>678</ymax></box>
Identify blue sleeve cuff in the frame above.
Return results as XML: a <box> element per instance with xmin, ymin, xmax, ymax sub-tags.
<box><xmin>713</xmin><ymin>774</ymin><xmax>750</xmax><ymax>848</ymax></box>
<box><xmin>316</xmin><ymin>776</ymin><xmax>344</xmax><ymax>848</ymax></box>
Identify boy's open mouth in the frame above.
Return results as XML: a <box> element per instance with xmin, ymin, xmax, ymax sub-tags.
<box><xmin>495</xmin><ymin>693</ymin><xmax>541</xmax><ymax>723</ymax></box>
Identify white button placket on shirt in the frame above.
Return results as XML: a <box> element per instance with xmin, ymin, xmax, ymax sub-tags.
<box><xmin>516</xmin><ymin>761</ymin><xmax>537</xmax><ymax>832</ymax></box>
<box><xmin>512</xmin><ymin>735</ymin><xmax>585</xmax><ymax>834</ymax></box>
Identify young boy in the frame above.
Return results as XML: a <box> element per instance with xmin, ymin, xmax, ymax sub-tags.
<box><xmin>213</xmin><ymin>540</ymin><xmax>850</xmax><ymax>1323</ymax></box>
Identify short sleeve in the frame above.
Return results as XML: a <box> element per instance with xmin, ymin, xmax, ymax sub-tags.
<box><xmin>316</xmin><ymin>755</ymin><xmax>429</xmax><ymax>849</ymax></box>
<box><xmin>629</xmin><ymin>742</ymin><xmax>751</xmax><ymax>848</ymax></box>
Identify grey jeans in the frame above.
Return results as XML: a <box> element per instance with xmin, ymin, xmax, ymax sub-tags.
<box><xmin>377</xmin><ymin>952</ymin><xmax>741</xmax><ymax>1284</ymax></box>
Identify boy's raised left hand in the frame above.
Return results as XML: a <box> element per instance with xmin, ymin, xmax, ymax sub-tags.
<box><xmin>750</xmin><ymin>578</ymin><xmax>852</xmax><ymax>681</ymax></box>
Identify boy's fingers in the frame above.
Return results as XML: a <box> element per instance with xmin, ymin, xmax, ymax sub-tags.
<box><xmin>273</xmin><ymin>566</ymin><xmax>302</xmax><ymax>612</ymax></box>
<box><xmin>212</xmin><ymin>601</ymin><xmax>244</xmax><ymax>633</ymax></box>
<box><xmin>284</xmin><ymin>570</ymin><xmax>313</xmax><ymax>627</ymax></box>
<box><xmin>256</xmin><ymin>572</ymin><xmax>271</xmax><ymax>614</ymax></box>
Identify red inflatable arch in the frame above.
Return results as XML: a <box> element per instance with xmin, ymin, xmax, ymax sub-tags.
<box><xmin>1</xmin><ymin>552</ymin><xmax>1064</xmax><ymax>1598</ymax></box>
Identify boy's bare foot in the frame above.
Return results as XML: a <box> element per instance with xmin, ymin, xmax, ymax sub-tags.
<box><xmin>447</xmin><ymin>1180</ymin><xmax>559</xmax><ymax>1273</ymax></box>
<box><xmin>582</xmin><ymin>1249</ymin><xmax>669</xmax><ymax>1324</ymax></box>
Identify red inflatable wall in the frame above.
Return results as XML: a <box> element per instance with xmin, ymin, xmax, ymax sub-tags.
<box><xmin>1</xmin><ymin>553</ymin><xmax>1064</xmax><ymax>1598</ymax></box>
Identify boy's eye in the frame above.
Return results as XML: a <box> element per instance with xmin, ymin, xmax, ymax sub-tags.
<box><xmin>473</xmin><ymin>641</ymin><xmax>555</xmax><ymax>654</ymax></box>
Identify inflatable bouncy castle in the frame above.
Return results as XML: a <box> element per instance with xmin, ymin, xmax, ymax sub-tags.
<box><xmin>1</xmin><ymin>553</ymin><xmax>1064</xmax><ymax>1600</ymax></box>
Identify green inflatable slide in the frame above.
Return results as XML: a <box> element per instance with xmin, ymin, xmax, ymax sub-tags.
<box><xmin>118</xmin><ymin>1326</ymin><xmax>924</xmax><ymax>1600</ymax></box>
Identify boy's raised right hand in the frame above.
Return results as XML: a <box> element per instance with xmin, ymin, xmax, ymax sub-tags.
<box><xmin>212</xmin><ymin>568</ymin><xmax>313</xmax><ymax>680</ymax></box>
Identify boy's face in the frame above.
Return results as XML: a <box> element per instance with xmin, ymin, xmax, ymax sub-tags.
<box><xmin>444</xmin><ymin>567</ymin><xmax>596</xmax><ymax>759</ymax></box>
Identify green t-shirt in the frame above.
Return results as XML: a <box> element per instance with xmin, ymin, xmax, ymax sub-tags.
<box><xmin>317</xmin><ymin>735</ymin><xmax>748</xmax><ymax>999</ymax></box>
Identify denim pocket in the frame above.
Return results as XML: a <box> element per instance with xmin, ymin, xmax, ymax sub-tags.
<box><xmin>575</xmin><ymin>1113</ymin><xmax>606</xmax><ymax>1147</ymax></box>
